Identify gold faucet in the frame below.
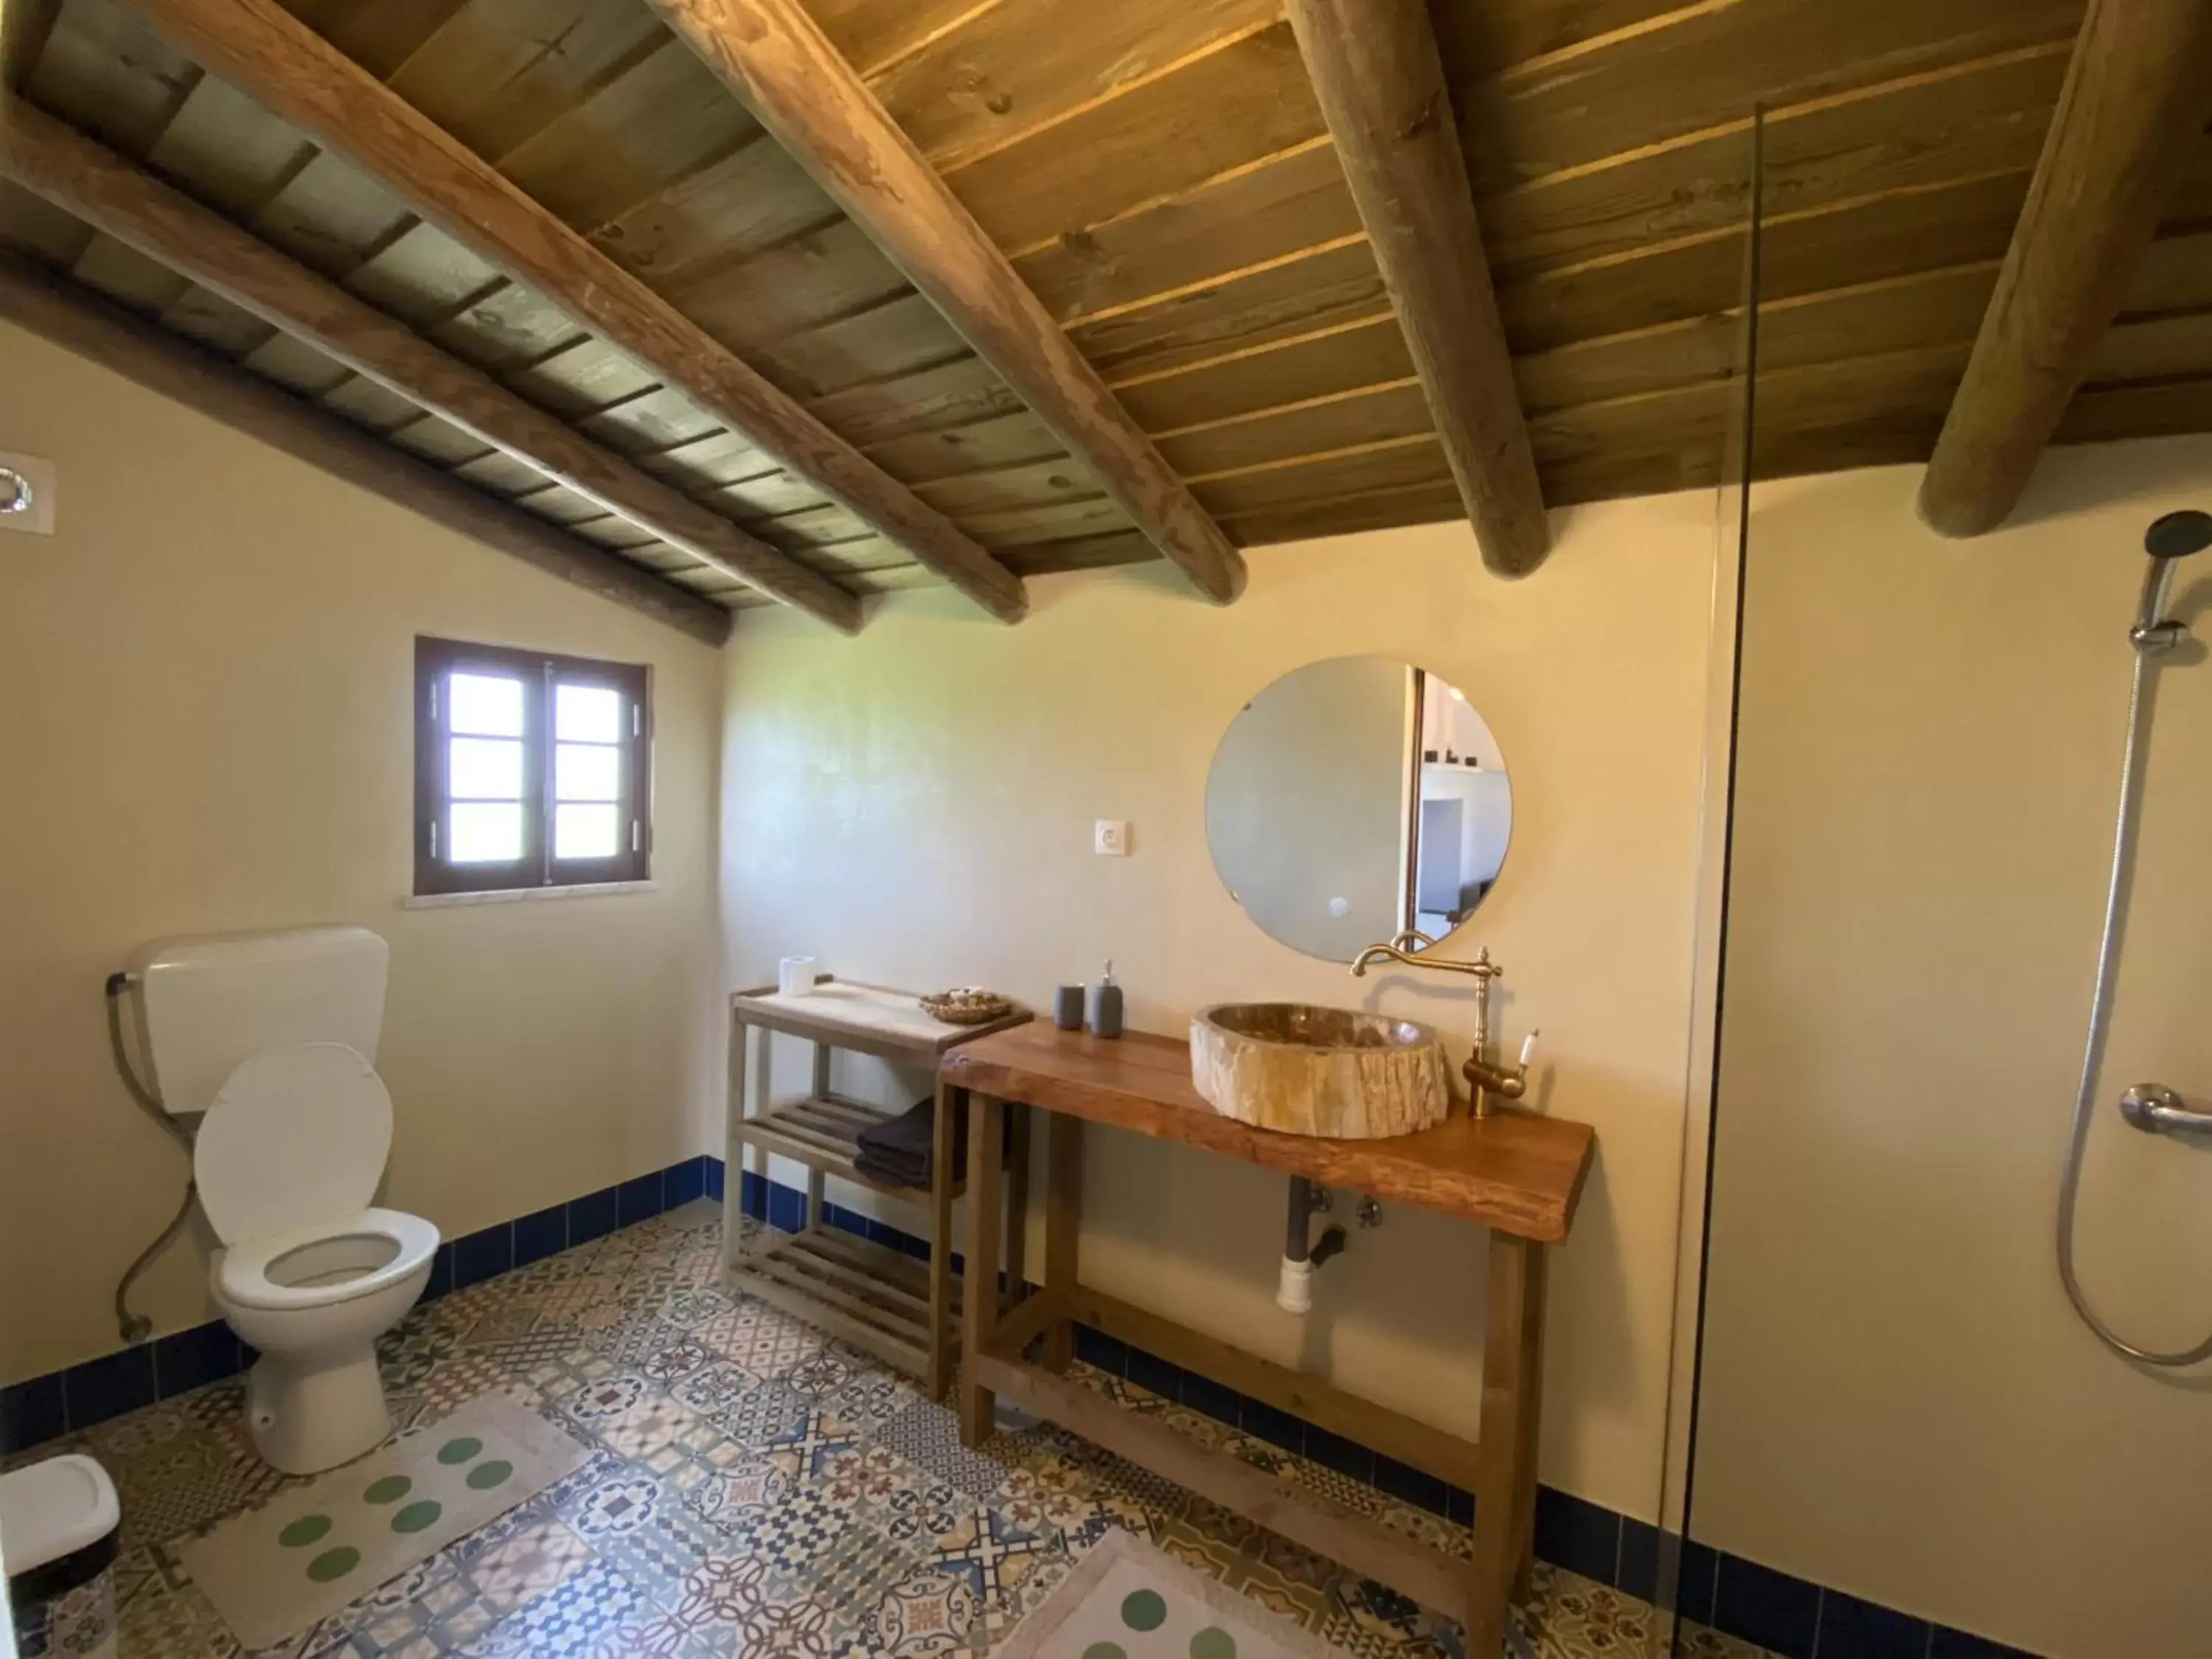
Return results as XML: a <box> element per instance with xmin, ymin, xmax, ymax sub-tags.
<box><xmin>1348</xmin><ymin>942</ymin><xmax>1539</xmax><ymax>1118</ymax></box>
<box><xmin>1348</xmin><ymin>934</ymin><xmax>1477</xmax><ymax>977</ymax></box>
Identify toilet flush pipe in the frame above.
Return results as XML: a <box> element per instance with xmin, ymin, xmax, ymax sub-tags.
<box><xmin>1278</xmin><ymin>1177</ymin><xmax>1346</xmax><ymax>1314</ymax></box>
<box><xmin>105</xmin><ymin>970</ymin><xmax>196</xmax><ymax>1345</ymax></box>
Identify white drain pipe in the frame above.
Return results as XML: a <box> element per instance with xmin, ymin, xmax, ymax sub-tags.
<box><xmin>1277</xmin><ymin>1176</ymin><xmax>1345</xmax><ymax>1314</ymax></box>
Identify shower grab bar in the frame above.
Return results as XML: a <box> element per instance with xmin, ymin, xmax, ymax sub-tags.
<box><xmin>2119</xmin><ymin>1084</ymin><xmax>2212</xmax><ymax>1139</ymax></box>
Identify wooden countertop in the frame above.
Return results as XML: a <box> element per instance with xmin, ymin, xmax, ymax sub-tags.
<box><xmin>940</xmin><ymin>1023</ymin><xmax>1594</xmax><ymax>1244</ymax></box>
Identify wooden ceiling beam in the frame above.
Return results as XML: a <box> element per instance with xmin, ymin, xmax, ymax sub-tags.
<box><xmin>1919</xmin><ymin>0</ymin><xmax>2212</xmax><ymax>537</ymax></box>
<box><xmin>118</xmin><ymin>0</ymin><xmax>1027</xmax><ymax>622</ymax></box>
<box><xmin>0</xmin><ymin>250</ymin><xmax>732</xmax><ymax>647</ymax></box>
<box><xmin>0</xmin><ymin>97</ymin><xmax>865</xmax><ymax>633</ymax></box>
<box><xmin>2</xmin><ymin>0</ymin><xmax>65</xmax><ymax>91</ymax></box>
<box><xmin>1282</xmin><ymin>0</ymin><xmax>1550</xmax><ymax>577</ymax></box>
<box><xmin>642</xmin><ymin>0</ymin><xmax>1250</xmax><ymax>607</ymax></box>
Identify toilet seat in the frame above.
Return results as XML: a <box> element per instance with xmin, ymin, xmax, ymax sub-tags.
<box><xmin>195</xmin><ymin>1042</ymin><xmax>394</xmax><ymax>1245</ymax></box>
<box><xmin>197</xmin><ymin>1042</ymin><xmax>438</xmax><ymax>1312</ymax></box>
<box><xmin>215</xmin><ymin>1208</ymin><xmax>439</xmax><ymax>1312</ymax></box>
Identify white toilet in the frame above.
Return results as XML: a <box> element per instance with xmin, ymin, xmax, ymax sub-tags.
<box><xmin>135</xmin><ymin>928</ymin><xmax>439</xmax><ymax>1475</ymax></box>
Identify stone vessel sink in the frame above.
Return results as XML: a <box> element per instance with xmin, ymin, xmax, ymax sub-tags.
<box><xmin>1190</xmin><ymin>1004</ymin><xmax>1451</xmax><ymax>1138</ymax></box>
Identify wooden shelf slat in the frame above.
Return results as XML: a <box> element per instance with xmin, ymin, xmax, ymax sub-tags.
<box><xmin>731</xmin><ymin>1227</ymin><xmax>950</xmax><ymax>1372</ymax></box>
<box><xmin>804</xmin><ymin>1220</ymin><xmax>931</xmax><ymax>1295</ymax></box>
<box><xmin>733</xmin><ymin>1093</ymin><xmax>960</xmax><ymax>1202</ymax></box>
<box><xmin>776</xmin><ymin>1235</ymin><xmax>924</xmax><ymax>1321</ymax></box>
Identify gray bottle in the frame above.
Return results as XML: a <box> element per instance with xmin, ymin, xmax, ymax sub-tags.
<box><xmin>1087</xmin><ymin>959</ymin><xmax>1123</xmax><ymax>1038</ymax></box>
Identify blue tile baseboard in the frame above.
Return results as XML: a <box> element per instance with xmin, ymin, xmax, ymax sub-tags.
<box><xmin>0</xmin><ymin>1153</ymin><xmax>2038</xmax><ymax>1659</ymax></box>
<box><xmin>0</xmin><ymin>1153</ymin><xmax>719</xmax><ymax>1458</ymax></box>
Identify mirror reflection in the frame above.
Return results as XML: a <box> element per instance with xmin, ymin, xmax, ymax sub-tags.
<box><xmin>1204</xmin><ymin>657</ymin><xmax>1512</xmax><ymax>963</ymax></box>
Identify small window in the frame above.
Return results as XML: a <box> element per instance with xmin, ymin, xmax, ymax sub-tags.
<box><xmin>414</xmin><ymin>636</ymin><xmax>651</xmax><ymax>895</ymax></box>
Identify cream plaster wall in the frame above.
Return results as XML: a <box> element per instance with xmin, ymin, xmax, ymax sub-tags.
<box><xmin>1694</xmin><ymin>439</ymin><xmax>2212</xmax><ymax>1658</ymax></box>
<box><xmin>0</xmin><ymin>320</ymin><xmax>725</xmax><ymax>1384</ymax></box>
<box><xmin>721</xmin><ymin>502</ymin><xmax>1725</xmax><ymax>1520</ymax></box>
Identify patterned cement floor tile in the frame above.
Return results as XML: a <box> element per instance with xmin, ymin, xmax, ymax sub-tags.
<box><xmin>456</xmin><ymin>1557</ymin><xmax>644</xmax><ymax>1655</ymax></box>
<box><xmin>876</xmin><ymin>1396</ymin><xmax>1030</xmax><ymax>1499</ymax></box>
<box><xmin>810</xmin><ymin>1355</ymin><xmax>924</xmax><ymax>1434</ymax></box>
<box><xmin>863</xmin><ymin>1557</ymin><xmax>987</xmax><ymax>1656</ymax></box>
<box><xmin>62</xmin><ymin>1206</ymin><xmax>1767</xmax><ymax>1659</ymax></box>
<box><xmin>108</xmin><ymin>1413</ymin><xmax>285</xmax><ymax>1551</ymax></box>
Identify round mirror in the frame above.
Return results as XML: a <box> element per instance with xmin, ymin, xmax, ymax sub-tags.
<box><xmin>1204</xmin><ymin>657</ymin><xmax>1512</xmax><ymax>963</ymax></box>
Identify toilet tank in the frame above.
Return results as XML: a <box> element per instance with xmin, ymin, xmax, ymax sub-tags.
<box><xmin>133</xmin><ymin>927</ymin><xmax>388</xmax><ymax>1116</ymax></box>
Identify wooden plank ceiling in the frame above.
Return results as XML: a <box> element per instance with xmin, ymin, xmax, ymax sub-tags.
<box><xmin>3</xmin><ymin>0</ymin><xmax>2208</xmax><ymax>623</ymax></box>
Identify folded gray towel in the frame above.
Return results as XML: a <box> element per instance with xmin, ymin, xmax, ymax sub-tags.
<box><xmin>853</xmin><ymin>1096</ymin><xmax>958</xmax><ymax>1190</ymax></box>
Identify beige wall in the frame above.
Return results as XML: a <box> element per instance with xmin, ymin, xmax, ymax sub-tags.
<box><xmin>0</xmin><ymin>320</ymin><xmax>725</xmax><ymax>1384</ymax></box>
<box><xmin>1696</xmin><ymin>439</ymin><xmax>2212</xmax><ymax>1658</ymax></box>
<box><xmin>722</xmin><ymin>501</ymin><xmax>1725</xmax><ymax>1519</ymax></box>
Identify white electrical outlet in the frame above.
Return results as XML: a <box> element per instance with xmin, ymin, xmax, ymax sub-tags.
<box><xmin>0</xmin><ymin>453</ymin><xmax>56</xmax><ymax>536</ymax></box>
<box><xmin>1094</xmin><ymin>819</ymin><xmax>1130</xmax><ymax>857</ymax></box>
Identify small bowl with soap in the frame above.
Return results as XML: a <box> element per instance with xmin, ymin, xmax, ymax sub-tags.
<box><xmin>919</xmin><ymin>987</ymin><xmax>1015</xmax><ymax>1026</ymax></box>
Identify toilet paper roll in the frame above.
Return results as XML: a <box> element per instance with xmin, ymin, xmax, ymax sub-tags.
<box><xmin>778</xmin><ymin>956</ymin><xmax>819</xmax><ymax>996</ymax></box>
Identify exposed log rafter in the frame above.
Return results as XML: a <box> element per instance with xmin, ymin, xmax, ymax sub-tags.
<box><xmin>1919</xmin><ymin>0</ymin><xmax>2212</xmax><ymax>537</ymax></box>
<box><xmin>15</xmin><ymin>0</ymin><xmax>2210</xmax><ymax>594</ymax></box>
<box><xmin>644</xmin><ymin>0</ymin><xmax>1249</xmax><ymax>606</ymax></box>
<box><xmin>1283</xmin><ymin>0</ymin><xmax>1550</xmax><ymax>577</ymax></box>
<box><xmin>1</xmin><ymin>0</ymin><xmax>65</xmax><ymax>91</ymax></box>
<box><xmin>0</xmin><ymin>250</ymin><xmax>733</xmax><ymax>646</ymax></box>
<box><xmin>120</xmin><ymin>0</ymin><xmax>1029</xmax><ymax>622</ymax></box>
<box><xmin>0</xmin><ymin>97</ymin><xmax>864</xmax><ymax>632</ymax></box>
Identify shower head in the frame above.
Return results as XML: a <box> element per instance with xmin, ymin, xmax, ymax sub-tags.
<box><xmin>2134</xmin><ymin>509</ymin><xmax>2211</xmax><ymax>650</ymax></box>
<box><xmin>2144</xmin><ymin>509</ymin><xmax>2212</xmax><ymax>560</ymax></box>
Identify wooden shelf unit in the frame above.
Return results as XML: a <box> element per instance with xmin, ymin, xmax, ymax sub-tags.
<box><xmin>726</xmin><ymin>978</ymin><xmax>1029</xmax><ymax>1395</ymax></box>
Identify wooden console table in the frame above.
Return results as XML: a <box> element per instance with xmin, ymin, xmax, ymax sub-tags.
<box><xmin>726</xmin><ymin>978</ymin><xmax>1029</xmax><ymax>1396</ymax></box>
<box><xmin>939</xmin><ymin>1021</ymin><xmax>1593</xmax><ymax>1659</ymax></box>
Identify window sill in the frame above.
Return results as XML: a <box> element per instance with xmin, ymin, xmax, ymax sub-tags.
<box><xmin>403</xmin><ymin>880</ymin><xmax>658</xmax><ymax>911</ymax></box>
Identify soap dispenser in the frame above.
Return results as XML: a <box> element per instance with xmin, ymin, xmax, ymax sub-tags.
<box><xmin>1087</xmin><ymin>959</ymin><xmax>1123</xmax><ymax>1038</ymax></box>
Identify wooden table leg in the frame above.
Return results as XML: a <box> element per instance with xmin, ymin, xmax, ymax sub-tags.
<box><xmin>1041</xmin><ymin>1112</ymin><xmax>1083</xmax><ymax>1371</ymax></box>
<box><xmin>751</xmin><ymin>1018</ymin><xmax>777</xmax><ymax>1229</ymax></box>
<box><xmin>1004</xmin><ymin>1100</ymin><xmax>1032</xmax><ymax>1307</ymax></box>
<box><xmin>926</xmin><ymin>1080</ymin><xmax>959</xmax><ymax>1400</ymax></box>
<box><xmin>723</xmin><ymin>1013</ymin><xmax>749</xmax><ymax>1268</ymax></box>
<box><xmin>804</xmin><ymin>1042</ymin><xmax>830</xmax><ymax>1231</ymax></box>
<box><xmin>959</xmin><ymin>1091</ymin><xmax>1005</xmax><ymax>1447</ymax></box>
<box><xmin>1468</xmin><ymin>1230</ymin><xmax>1547</xmax><ymax>1657</ymax></box>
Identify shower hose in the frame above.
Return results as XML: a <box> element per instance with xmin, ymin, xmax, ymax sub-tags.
<box><xmin>2054</xmin><ymin>636</ymin><xmax>2212</xmax><ymax>1368</ymax></box>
